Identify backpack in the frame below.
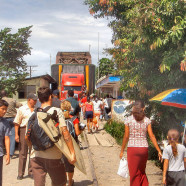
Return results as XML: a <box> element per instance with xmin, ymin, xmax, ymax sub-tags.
<box><xmin>27</xmin><ymin>106</ymin><xmax>61</xmax><ymax>151</ymax></box>
<box><xmin>65</xmin><ymin>116</ymin><xmax>78</xmax><ymax>142</ymax></box>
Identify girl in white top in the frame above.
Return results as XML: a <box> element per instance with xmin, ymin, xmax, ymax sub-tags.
<box><xmin>93</xmin><ymin>97</ymin><xmax>102</xmax><ymax>131</ymax></box>
<box><xmin>162</xmin><ymin>129</ymin><xmax>186</xmax><ymax>186</ymax></box>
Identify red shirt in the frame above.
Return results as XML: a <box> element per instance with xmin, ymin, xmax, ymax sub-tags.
<box><xmin>85</xmin><ymin>102</ymin><xmax>93</xmax><ymax>112</ymax></box>
<box><xmin>70</xmin><ymin>115</ymin><xmax>79</xmax><ymax>125</ymax></box>
<box><xmin>81</xmin><ymin>96</ymin><xmax>87</xmax><ymax>104</ymax></box>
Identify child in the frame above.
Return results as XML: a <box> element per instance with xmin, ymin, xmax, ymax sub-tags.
<box><xmin>162</xmin><ymin>129</ymin><xmax>186</xmax><ymax>186</ymax></box>
<box><xmin>61</xmin><ymin>100</ymin><xmax>83</xmax><ymax>186</ymax></box>
<box><xmin>0</xmin><ymin>100</ymin><xmax>11</xmax><ymax>186</ymax></box>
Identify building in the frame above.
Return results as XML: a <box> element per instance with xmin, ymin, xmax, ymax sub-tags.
<box><xmin>13</xmin><ymin>74</ymin><xmax>56</xmax><ymax>103</ymax></box>
<box><xmin>96</xmin><ymin>75</ymin><xmax>125</xmax><ymax>98</ymax></box>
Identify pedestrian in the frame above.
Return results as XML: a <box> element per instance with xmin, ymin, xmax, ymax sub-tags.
<box><xmin>120</xmin><ymin>100</ymin><xmax>162</xmax><ymax>186</ymax></box>
<box><xmin>80</xmin><ymin>92</ymin><xmax>87</xmax><ymax>120</ymax></box>
<box><xmin>0</xmin><ymin>99</ymin><xmax>11</xmax><ymax>186</ymax></box>
<box><xmin>93</xmin><ymin>96</ymin><xmax>102</xmax><ymax>131</ymax></box>
<box><xmin>84</xmin><ymin>96</ymin><xmax>94</xmax><ymax>134</ymax></box>
<box><xmin>51</xmin><ymin>89</ymin><xmax>61</xmax><ymax>108</ymax></box>
<box><xmin>26</xmin><ymin>87</ymin><xmax>76</xmax><ymax>186</ymax></box>
<box><xmin>14</xmin><ymin>93</ymin><xmax>37</xmax><ymax>180</ymax></box>
<box><xmin>103</xmin><ymin>95</ymin><xmax>112</xmax><ymax>120</ymax></box>
<box><xmin>66</xmin><ymin>90</ymin><xmax>81</xmax><ymax>117</ymax></box>
<box><xmin>1</xmin><ymin>90</ymin><xmax>22</xmax><ymax>158</ymax></box>
<box><xmin>162</xmin><ymin>129</ymin><xmax>186</xmax><ymax>186</ymax></box>
<box><xmin>100</xmin><ymin>97</ymin><xmax>104</xmax><ymax>121</ymax></box>
<box><xmin>61</xmin><ymin>100</ymin><xmax>82</xmax><ymax>186</ymax></box>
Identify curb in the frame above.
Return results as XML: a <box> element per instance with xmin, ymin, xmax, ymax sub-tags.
<box><xmin>82</xmin><ymin>131</ymin><xmax>98</xmax><ymax>186</ymax></box>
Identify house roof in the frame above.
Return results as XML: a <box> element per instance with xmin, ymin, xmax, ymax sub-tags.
<box><xmin>25</xmin><ymin>74</ymin><xmax>56</xmax><ymax>84</ymax></box>
<box><xmin>96</xmin><ymin>75</ymin><xmax>122</xmax><ymax>89</ymax></box>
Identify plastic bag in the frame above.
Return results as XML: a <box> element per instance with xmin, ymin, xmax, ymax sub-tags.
<box><xmin>117</xmin><ymin>158</ymin><xmax>128</xmax><ymax>178</ymax></box>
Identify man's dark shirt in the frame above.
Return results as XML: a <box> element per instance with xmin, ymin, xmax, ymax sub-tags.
<box><xmin>51</xmin><ymin>97</ymin><xmax>61</xmax><ymax>108</ymax></box>
<box><xmin>66</xmin><ymin>97</ymin><xmax>80</xmax><ymax>116</ymax></box>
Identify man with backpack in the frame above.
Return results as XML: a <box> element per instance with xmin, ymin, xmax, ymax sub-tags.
<box><xmin>26</xmin><ymin>87</ymin><xmax>76</xmax><ymax>186</ymax></box>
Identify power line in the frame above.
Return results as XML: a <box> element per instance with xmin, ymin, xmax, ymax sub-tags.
<box><xmin>27</xmin><ymin>65</ymin><xmax>38</xmax><ymax>78</ymax></box>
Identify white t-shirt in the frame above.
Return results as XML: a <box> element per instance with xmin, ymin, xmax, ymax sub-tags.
<box><xmin>93</xmin><ymin>100</ymin><xmax>102</xmax><ymax>111</ymax></box>
<box><xmin>14</xmin><ymin>104</ymin><xmax>33</xmax><ymax>127</ymax></box>
<box><xmin>162</xmin><ymin>144</ymin><xmax>186</xmax><ymax>171</ymax></box>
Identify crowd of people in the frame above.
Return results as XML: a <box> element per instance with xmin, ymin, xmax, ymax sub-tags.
<box><xmin>0</xmin><ymin>88</ymin><xmax>185</xmax><ymax>186</ymax></box>
<box><xmin>0</xmin><ymin>88</ymin><xmax>113</xmax><ymax>186</ymax></box>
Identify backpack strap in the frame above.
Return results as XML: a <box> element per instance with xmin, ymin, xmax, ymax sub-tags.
<box><xmin>26</xmin><ymin>112</ymin><xmax>37</xmax><ymax>137</ymax></box>
<box><xmin>26</xmin><ymin>107</ymin><xmax>51</xmax><ymax>138</ymax></box>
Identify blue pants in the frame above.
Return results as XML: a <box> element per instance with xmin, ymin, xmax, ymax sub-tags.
<box><xmin>0</xmin><ymin>156</ymin><xmax>3</xmax><ymax>186</ymax></box>
<box><xmin>5</xmin><ymin>118</ymin><xmax>15</xmax><ymax>156</ymax></box>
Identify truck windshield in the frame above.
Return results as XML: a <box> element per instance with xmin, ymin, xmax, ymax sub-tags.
<box><xmin>64</xmin><ymin>86</ymin><xmax>82</xmax><ymax>91</ymax></box>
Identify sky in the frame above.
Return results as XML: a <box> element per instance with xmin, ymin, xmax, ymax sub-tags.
<box><xmin>0</xmin><ymin>0</ymin><xmax>113</xmax><ymax>77</ymax></box>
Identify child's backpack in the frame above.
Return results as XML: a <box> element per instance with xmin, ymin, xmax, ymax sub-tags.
<box><xmin>65</xmin><ymin>116</ymin><xmax>78</xmax><ymax>142</ymax></box>
<box><xmin>27</xmin><ymin>106</ymin><xmax>61</xmax><ymax>151</ymax></box>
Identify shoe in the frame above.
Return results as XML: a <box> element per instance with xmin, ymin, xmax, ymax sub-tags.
<box><xmin>17</xmin><ymin>175</ymin><xmax>23</xmax><ymax>180</ymax></box>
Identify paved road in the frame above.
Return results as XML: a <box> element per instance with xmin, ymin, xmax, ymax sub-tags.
<box><xmin>3</xmin><ymin>120</ymin><xmax>163</xmax><ymax>186</ymax></box>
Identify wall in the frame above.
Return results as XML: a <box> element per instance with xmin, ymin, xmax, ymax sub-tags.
<box><xmin>13</xmin><ymin>77</ymin><xmax>50</xmax><ymax>102</ymax></box>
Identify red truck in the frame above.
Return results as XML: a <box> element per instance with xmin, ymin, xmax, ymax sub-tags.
<box><xmin>51</xmin><ymin>52</ymin><xmax>95</xmax><ymax>100</ymax></box>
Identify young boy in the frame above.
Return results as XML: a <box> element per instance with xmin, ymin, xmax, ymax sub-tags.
<box><xmin>0</xmin><ymin>99</ymin><xmax>11</xmax><ymax>186</ymax></box>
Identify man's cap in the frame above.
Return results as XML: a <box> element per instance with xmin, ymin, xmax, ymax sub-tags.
<box><xmin>27</xmin><ymin>93</ymin><xmax>38</xmax><ymax>101</ymax></box>
<box><xmin>53</xmin><ymin>89</ymin><xmax>59</xmax><ymax>95</ymax></box>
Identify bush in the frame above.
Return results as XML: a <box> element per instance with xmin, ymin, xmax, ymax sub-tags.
<box><xmin>104</xmin><ymin>120</ymin><xmax>124</xmax><ymax>145</ymax></box>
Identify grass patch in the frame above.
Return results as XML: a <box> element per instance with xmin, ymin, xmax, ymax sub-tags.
<box><xmin>104</xmin><ymin>120</ymin><xmax>124</xmax><ymax>145</ymax></box>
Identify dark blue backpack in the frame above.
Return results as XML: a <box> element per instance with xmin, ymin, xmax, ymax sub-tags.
<box><xmin>27</xmin><ymin>107</ymin><xmax>60</xmax><ymax>151</ymax></box>
<box><xmin>65</xmin><ymin>116</ymin><xmax>78</xmax><ymax>142</ymax></box>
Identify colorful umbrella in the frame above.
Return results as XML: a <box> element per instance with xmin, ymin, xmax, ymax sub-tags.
<box><xmin>150</xmin><ymin>88</ymin><xmax>186</xmax><ymax>144</ymax></box>
<box><xmin>150</xmin><ymin>88</ymin><xmax>186</xmax><ymax>109</ymax></box>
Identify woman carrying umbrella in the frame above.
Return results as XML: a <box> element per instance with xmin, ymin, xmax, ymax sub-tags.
<box><xmin>120</xmin><ymin>100</ymin><xmax>162</xmax><ymax>186</ymax></box>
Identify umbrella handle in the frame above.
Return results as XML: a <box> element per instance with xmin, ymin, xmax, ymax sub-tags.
<box><xmin>182</xmin><ymin>122</ymin><xmax>186</xmax><ymax>145</ymax></box>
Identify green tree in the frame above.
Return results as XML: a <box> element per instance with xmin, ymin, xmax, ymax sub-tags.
<box><xmin>85</xmin><ymin>0</ymin><xmax>185</xmax><ymax>98</ymax></box>
<box><xmin>85</xmin><ymin>0</ymin><xmax>186</xmax><ymax>139</ymax></box>
<box><xmin>99</xmin><ymin>57</ymin><xmax>115</xmax><ymax>76</ymax></box>
<box><xmin>0</xmin><ymin>26</ymin><xmax>32</xmax><ymax>94</ymax></box>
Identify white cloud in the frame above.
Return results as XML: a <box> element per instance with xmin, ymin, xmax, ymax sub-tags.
<box><xmin>0</xmin><ymin>0</ymin><xmax>114</xmax><ymax>77</ymax></box>
<box><xmin>31</xmin><ymin>24</ymin><xmax>59</xmax><ymax>39</ymax></box>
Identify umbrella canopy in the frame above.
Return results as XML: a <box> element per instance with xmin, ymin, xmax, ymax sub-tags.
<box><xmin>150</xmin><ymin>88</ymin><xmax>186</xmax><ymax>109</ymax></box>
<box><xmin>150</xmin><ymin>88</ymin><xmax>186</xmax><ymax>144</ymax></box>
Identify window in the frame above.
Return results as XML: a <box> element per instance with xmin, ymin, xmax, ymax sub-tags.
<box><xmin>64</xmin><ymin>86</ymin><xmax>82</xmax><ymax>91</ymax></box>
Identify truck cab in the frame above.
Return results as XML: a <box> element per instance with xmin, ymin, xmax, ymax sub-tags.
<box><xmin>60</xmin><ymin>73</ymin><xmax>85</xmax><ymax>100</ymax></box>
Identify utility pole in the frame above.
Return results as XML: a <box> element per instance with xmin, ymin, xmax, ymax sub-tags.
<box><xmin>27</xmin><ymin>65</ymin><xmax>38</xmax><ymax>78</ymax></box>
<box><xmin>89</xmin><ymin>44</ymin><xmax>91</xmax><ymax>53</ymax></box>
<box><xmin>50</xmin><ymin>54</ymin><xmax>52</xmax><ymax>75</ymax></box>
<box><xmin>98</xmin><ymin>32</ymin><xmax>100</xmax><ymax>80</ymax></box>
